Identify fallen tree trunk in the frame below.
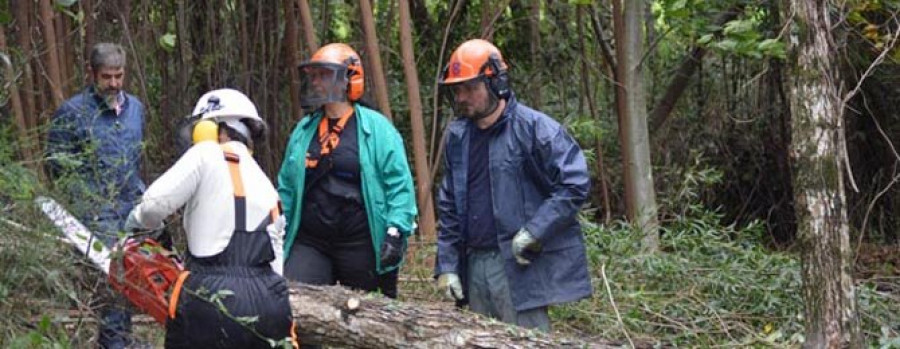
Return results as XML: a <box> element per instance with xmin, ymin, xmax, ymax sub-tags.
<box><xmin>289</xmin><ymin>283</ymin><xmax>621</xmax><ymax>348</ymax></box>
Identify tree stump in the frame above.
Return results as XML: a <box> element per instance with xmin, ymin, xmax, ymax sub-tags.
<box><xmin>289</xmin><ymin>283</ymin><xmax>619</xmax><ymax>348</ymax></box>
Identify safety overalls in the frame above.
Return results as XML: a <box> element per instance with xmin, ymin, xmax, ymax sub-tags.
<box><xmin>165</xmin><ymin>146</ymin><xmax>296</xmax><ymax>348</ymax></box>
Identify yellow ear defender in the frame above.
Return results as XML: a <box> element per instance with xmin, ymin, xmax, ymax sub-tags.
<box><xmin>192</xmin><ymin>120</ymin><xmax>219</xmax><ymax>144</ymax></box>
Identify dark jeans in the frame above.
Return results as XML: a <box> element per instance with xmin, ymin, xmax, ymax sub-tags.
<box><xmin>88</xmin><ymin>218</ymin><xmax>135</xmax><ymax>349</ymax></box>
<box><xmin>284</xmin><ymin>241</ymin><xmax>398</xmax><ymax>298</ymax></box>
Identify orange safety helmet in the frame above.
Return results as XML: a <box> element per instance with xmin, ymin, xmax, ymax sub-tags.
<box><xmin>439</xmin><ymin>39</ymin><xmax>510</xmax><ymax>99</ymax></box>
<box><xmin>299</xmin><ymin>43</ymin><xmax>364</xmax><ymax>109</ymax></box>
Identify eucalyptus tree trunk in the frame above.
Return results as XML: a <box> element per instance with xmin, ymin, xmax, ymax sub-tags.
<box><xmin>359</xmin><ymin>0</ymin><xmax>393</xmax><ymax>120</ymax></box>
<box><xmin>788</xmin><ymin>1</ymin><xmax>861</xmax><ymax>348</ymax></box>
<box><xmin>283</xmin><ymin>0</ymin><xmax>302</xmax><ymax>119</ymax></box>
<box><xmin>39</xmin><ymin>0</ymin><xmax>64</xmax><ymax>106</ymax></box>
<box><xmin>613</xmin><ymin>0</ymin><xmax>658</xmax><ymax>251</ymax></box>
<box><xmin>13</xmin><ymin>0</ymin><xmax>36</xmax><ymax>129</ymax></box>
<box><xmin>398</xmin><ymin>0</ymin><xmax>436</xmax><ymax>240</ymax></box>
<box><xmin>298</xmin><ymin>0</ymin><xmax>318</xmax><ymax>53</ymax></box>
<box><xmin>528</xmin><ymin>0</ymin><xmax>542</xmax><ymax>109</ymax></box>
<box><xmin>1</xmin><ymin>29</ymin><xmax>36</xmax><ymax>167</ymax></box>
<box><xmin>289</xmin><ymin>284</ymin><xmax>617</xmax><ymax>348</ymax></box>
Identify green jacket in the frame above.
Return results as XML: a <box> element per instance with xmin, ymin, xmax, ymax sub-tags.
<box><xmin>278</xmin><ymin>104</ymin><xmax>417</xmax><ymax>274</ymax></box>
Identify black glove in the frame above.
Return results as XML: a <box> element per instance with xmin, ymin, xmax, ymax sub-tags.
<box><xmin>379</xmin><ymin>229</ymin><xmax>404</xmax><ymax>267</ymax></box>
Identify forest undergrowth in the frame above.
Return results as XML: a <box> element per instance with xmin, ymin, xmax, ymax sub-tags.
<box><xmin>0</xmin><ymin>126</ymin><xmax>898</xmax><ymax>347</ymax></box>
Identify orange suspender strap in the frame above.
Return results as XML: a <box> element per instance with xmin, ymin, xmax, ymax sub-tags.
<box><xmin>222</xmin><ymin>145</ymin><xmax>247</xmax><ymax>231</ymax></box>
<box><xmin>306</xmin><ymin>108</ymin><xmax>354</xmax><ymax>168</ymax></box>
<box><xmin>168</xmin><ymin>271</ymin><xmax>191</xmax><ymax>319</ymax></box>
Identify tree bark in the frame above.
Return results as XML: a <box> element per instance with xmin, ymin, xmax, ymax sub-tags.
<box><xmin>82</xmin><ymin>0</ymin><xmax>95</xmax><ymax>87</ymax></box>
<box><xmin>399</xmin><ymin>0</ymin><xmax>436</xmax><ymax>241</ymax></box>
<box><xmin>298</xmin><ymin>0</ymin><xmax>318</xmax><ymax>54</ymax></box>
<box><xmin>359</xmin><ymin>0</ymin><xmax>393</xmax><ymax>120</ymax></box>
<box><xmin>283</xmin><ymin>0</ymin><xmax>302</xmax><ymax>120</ymax></box>
<box><xmin>38</xmin><ymin>0</ymin><xmax>65</xmax><ymax>107</ymax></box>
<box><xmin>576</xmin><ymin>7</ymin><xmax>611</xmax><ymax>224</ymax></box>
<box><xmin>13</xmin><ymin>0</ymin><xmax>36</xmax><ymax>130</ymax></box>
<box><xmin>528</xmin><ymin>0</ymin><xmax>542</xmax><ymax>109</ymax></box>
<box><xmin>613</xmin><ymin>0</ymin><xmax>659</xmax><ymax>250</ymax></box>
<box><xmin>788</xmin><ymin>1</ymin><xmax>861</xmax><ymax>348</ymax></box>
<box><xmin>289</xmin><ymin>284</ymin><xmax>617</xmax><ymax>348</ymax></box>
<box><xmin>0</xmin><ymin>28</ymin><xmax>37</xmax><ymax>167</ymax></box>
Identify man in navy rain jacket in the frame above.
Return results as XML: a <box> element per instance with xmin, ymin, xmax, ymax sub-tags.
<box><xmin>434</xmin><ymin>39</ymin><xmax>592</xmax><ymax>332</ymax></box>
<box><xmin>46</xmin><ymin>43</ymin><xmax>145</xmax><ymax>349</ymax></box>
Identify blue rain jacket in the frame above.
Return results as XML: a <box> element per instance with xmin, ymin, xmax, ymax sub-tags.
<box><xmin>435</xmin><ymin>95</ymin><xmax>593</xmax><ymax>311</ymax></box>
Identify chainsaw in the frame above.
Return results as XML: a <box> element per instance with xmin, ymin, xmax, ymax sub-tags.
<box><xmin>36</xmin><ymin>196</ymin><xmax>183</xmax><ymax>325</ymax></box>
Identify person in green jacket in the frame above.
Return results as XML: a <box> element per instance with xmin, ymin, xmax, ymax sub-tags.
<box><xmin>278</xmin><ymin>43</ymin><xmax>417</xmax><ymax>300</ymax></box>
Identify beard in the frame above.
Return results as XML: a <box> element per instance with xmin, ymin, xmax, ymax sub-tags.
<box><xmin>459</xmin><ymin>94</ymin><xmax>499</xmax><ymax>121</ymax></box>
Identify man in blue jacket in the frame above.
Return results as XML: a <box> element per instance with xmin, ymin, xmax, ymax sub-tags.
<box><xmin>46</xmin><ymin>43</ymin><xmax>145</xmax><ymax>349</ymax></box>
<box><xmin>434</xmin><ymin>39</ymin><xmax>592</xmax><ymax>332</ymax></box>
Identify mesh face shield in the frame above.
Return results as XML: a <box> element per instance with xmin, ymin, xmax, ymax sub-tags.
<box><xmin>439</xmin><ymin>76</ymin><xmax>499</xmax><ymax>121</ymax></box>
<box><xmin>299</xmin><ymin>62</ymin><xmax>349</xmax><ymax>110</ymax></box>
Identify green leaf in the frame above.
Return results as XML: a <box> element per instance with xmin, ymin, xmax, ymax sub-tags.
<box><xmin>697</xmin><ymin>33</ymin><xmax>714</xmax><ymax>45</ymax></box>
<box><xmin>159</xmin><ymin>33</ymin><xmax>177</xmax><ymax>52</ymax></box>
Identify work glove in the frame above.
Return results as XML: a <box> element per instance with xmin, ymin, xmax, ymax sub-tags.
<box><xmin>266</xmin><ymin>215</ymin><xmax>287</xmax><ymax>275</ymax></box>
<box><xmin>379</xmin><ymin>227</ymin><xmax>403</xmax><ymax>267</ymax></box>
<box><xmin>511</xmin><ymin>228</ymin><xmax>541</xmax><ymax>266</ymax></box>
<box><xmin>123</xmin><ymin>209</ymin><xmax>145</xmax><ymax>233</ymax></box>
<box><xmin>437</xmin><ymin>273</ymin><xmax>464</xmax><ymax>301</ymax></box>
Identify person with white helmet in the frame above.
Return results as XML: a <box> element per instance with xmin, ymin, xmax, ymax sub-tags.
<box><xmin>124</xmin><ymin>88</ymin><xmax>296</xmax><ymax>348</ymax></box>
<box><xmin>278</xmin><ymin>43</ymin><xmax>417</xmax><ymax>302</ymax></box>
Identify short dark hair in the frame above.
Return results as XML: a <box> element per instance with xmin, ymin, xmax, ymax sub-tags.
<box><xmin>89</xmin><ymin>43</ymin><xmax>126</xmax><ymax>72</ymax></box>
<box><xmin>218</xmin><ymin>119</ymin><xmax>267</xmax><ymax>150</ymax></box>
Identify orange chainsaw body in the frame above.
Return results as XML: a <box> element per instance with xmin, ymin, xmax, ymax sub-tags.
<box><xmin>108</xmin><ymin>239</ymin><xmax>183</xmax><ymax>324</ymax></box>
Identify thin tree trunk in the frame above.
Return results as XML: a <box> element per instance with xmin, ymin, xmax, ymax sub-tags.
<box><xmin>13</xmin><ymin>0</ymin><xmax>36</xmax><ymax>130</ymax></box>
<box><xmin>284</xmin><ymin>0</ymin><xmax>302</xmax><ymax>120</ymax></box>
<box><xmin>54</xmin><ymin>8</ymin><xmax>71</xmax><ymax>95</ymax></box>
<box><xmin>788</xmin><ymin>1</ymin><xmax>861</xmax><ymax>347</ymax></box>
<box><xmin>298</xmin><ymin>0</ymin><xmax>318</xmax><ymax>53</ymax></box>
<box><xmin>39</xmin><ymin>0</ymin><xmax>65</xmax><ymax>107</ymax></box>
<box><xmin>359</xmin><ymin>0</ymin><xmax>393</xmax><ymax>120</ymax></box>
<box><xmin>528</xmin><ymin>0</ymin><xmax>542</xmax><ymax>108</ymax></box>
<box><xmin>399</xmin><ymin>0</ymin><xmax>436</xmax><ymax>241</ymax></box>
<box><xmin>613</xmin><ymin>0</ymin><xmax>659</xmax><ymax>251</ymax></box>
<box><xmin>1</xmin><ymin>28</ymin><xmax>37</xmax><ymax>167</ymax></box>
<box><xmin>82</xmin><ymin>0</ymin><xmax>94</xmax><ymax>87</ymax></box>
<box><xmin>175</xmin><ymin>1</ymin><xmax>190</xmax><ymax>111</ymax></box>
<box><xmin>576</xmin><ymin>7</ymin><xmax>611</xmax><ymax>223</ymax></box>
<box><xmin>289</xmin><ymin>284</ymin><xmax>617</xmax><ymax>348</ymax></box>
<box><xmin>648</xmin><ymin>5</ymin><xmax>744</xmax><ymax>136</ymax></box>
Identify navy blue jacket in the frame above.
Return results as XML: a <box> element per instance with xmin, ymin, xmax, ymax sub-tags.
<box><xmin>46</xmin><ymin>87</ymin><xmax>146</xmax><ymax>223</ymax></box>
<box><xmin>435</xmin><ymin>95</ymin><xmax>593</xmax><ymax>311</ymax></box>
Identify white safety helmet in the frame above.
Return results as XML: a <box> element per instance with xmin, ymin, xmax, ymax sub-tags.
<box><xmin>191</xmin><ymin>88</ymin><xmax>263</xmax><ymax>140</ymax></box>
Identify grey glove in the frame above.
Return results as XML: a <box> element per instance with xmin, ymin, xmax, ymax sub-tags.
<box><xmin>511</xmin><ymin>228</ymin><xmax>541</xmax><ymax>266</ymax></box>
<box><xmin>437</xmin><ymin>273</ymin><xmax>464</xmax><ymax>301</ymax></box>
<box><xmin>123</xmin><ymin>209</ymin><xmax>145</xmax><ymax>233</ymax></box>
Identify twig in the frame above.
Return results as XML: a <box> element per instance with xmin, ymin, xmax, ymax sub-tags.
<box><xmin>601</xmin><ymin>264</ymin><xmax>635</xmax><ymax>348</ymax></box>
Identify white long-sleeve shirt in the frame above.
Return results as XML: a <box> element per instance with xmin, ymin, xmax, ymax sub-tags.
<box><xmin>133</xmin><ymin>141</ymin><xmax>284</xmax><ymax>274</ymax></box>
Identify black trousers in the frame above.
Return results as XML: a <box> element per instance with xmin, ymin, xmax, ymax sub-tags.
<box><xmin>285</xmin><ymin>240</ymin><xmax>398</xmax><ymax>299</ymax></box>
<box><xmin>165</xmin><ymin>267</ymin><xmax>293</xmax><ymax>349</ymax></box>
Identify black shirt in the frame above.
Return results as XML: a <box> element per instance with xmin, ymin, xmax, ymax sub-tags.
<box><xmin>465</xmin><ymin>123</ymin><xmax>498</xmax><ymax>249</ymax></box>
<box><xmin>299</xmin><ymin>114</ymin><xmax>370</xmax><ymax>247</ymax></box>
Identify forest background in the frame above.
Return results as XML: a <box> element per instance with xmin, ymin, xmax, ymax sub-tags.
<box><xmin>1</xmin><ymin>0</ymin><xmax>899</xmax><ymax>347</ymax></box>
